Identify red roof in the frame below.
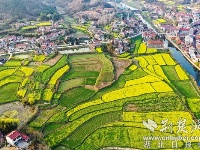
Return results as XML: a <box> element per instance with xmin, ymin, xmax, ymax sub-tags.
<box><xmin>196</xmin><ymin>35</ymin><xmax>200</xmax><ymax>40</ymax></box>
<box><xmin>21</xmin><ymin>134</ymin><xmax>29</xmax><ymax>141</ymax></box>
<box><xmin>148</xmin><ymin>40</ymin><xmax>163</xmax><ymax>45</ymax></box>
<box><xmin>194</xmin><ymin>9</ymin><xmax>200</xmax><ymax>13</ymax></box>
<box><xmin>180</xmin><ymin>28</ymin><xmax>190</xmax><ymax>31</ymax></box>
<box><xmin>16</xmin><ymin>44</ymin><xmax>26</xmax><ymax>48</ymax></box>
<box><xmin>7</xmin><ymin>130</ymin><xmax>29</xmax><ymax>141</ymax></box>
<box><xmin>41</xmin><ymin>45</ymin><xmax>48</xmax><ymax>50</ymax></box>
<box><xmin>144</xmin><ymin>32</ymin><xmax>156</xmax><ymax>37</ymax></box>
<box><xmin>7</xmin><ymin>130</ymin><xmax>21</xmax><ymax>140</ymax></box>
<box><xmin>177</xmin><ymin>12</ymin><xmax>192</xmax><ymax>17</ymax></box>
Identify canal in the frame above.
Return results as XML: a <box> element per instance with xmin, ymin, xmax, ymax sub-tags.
<box><xmin>120</xmin><ymin>2</ymin><xmax>200</xmax><ymax>86</ymax></box>
<box><xmin>169</xmin><ymin>46</ymin><xmax>200</xmax><ymax>86</ymax></box>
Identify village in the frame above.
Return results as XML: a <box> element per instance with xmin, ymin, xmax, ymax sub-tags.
<box><xmin>2</xmin><ymin>0</ymin><xmax>200</xmax><ymax>149</ymax></box>
<box><xmin>142</xmin><ymin>1</ymin><xmax>200</xmax><ymax>65</ymax></box>
<box><xmin>0</xmin><ymin>3</ymin><xmax>167</xmax><ymax>148</ymax></box>
<box><xmin>0</xmin><ymin>0</ymin><xmax>170</xmax><ymax>67</ymax></box>
<box><xmin>0</xmin><ymin>2</ymin><xmax>200</xmax><ymax>65</ymax></box>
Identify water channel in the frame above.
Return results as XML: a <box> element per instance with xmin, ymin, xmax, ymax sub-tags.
<box><xmin>121</xmin><ymin>2</ymin><xmax>200</xmax><ymax>86</ymax></box>
<box><xmin>169</xmin><ymin>46</ymin><xmax>200</xmax><ymax>86</ymax></box>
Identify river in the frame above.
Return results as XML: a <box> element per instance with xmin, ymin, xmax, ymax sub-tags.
<box><xmin>120</xmin><ymin>2</ymin><xmax>200</xmax><ymax>86</ymax></box>
<box><xmin>169</xmin><ymin>46</ymin><xmax>200</xmax><ymax>86</ymax></box>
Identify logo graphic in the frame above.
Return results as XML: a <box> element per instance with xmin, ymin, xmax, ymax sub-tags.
<box><xmin>143</xmin><ymin>119</ymin><xmax>158</xmax><ymax>132</ymax></box>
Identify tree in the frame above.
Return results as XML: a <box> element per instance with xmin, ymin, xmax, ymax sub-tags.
<box><xmin>189</xmin><ymin>18</ymin><xmax>193</xmax><ymax>24</ymax></box>
<box><xmin>52</xmin><ymin>13</ymin><xmax>61</xmax><ymax>21</ymax></box>
<box><xmin>0</xmin><ymin>118</ymin><xmax>19</xmax><ymax>134</ymax></box>
<box><xmin>107</xmin><ymin>43</ymin><xmax>115</xmax><ymax>54</ymax></box>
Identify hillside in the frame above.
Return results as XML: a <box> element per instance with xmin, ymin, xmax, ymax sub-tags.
<box><xmin>44</xmin><ymin>0</ymin><xmax>102</xmax><ymax>14</ymax></box>
<box><xmin>0</xmin><ymin>0</ymin><xmax>57</xmax><ymax>20</ymax></box>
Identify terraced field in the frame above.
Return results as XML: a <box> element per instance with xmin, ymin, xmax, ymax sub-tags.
<box><xmin>30</xmin><ymin>52</ymin><xmax>199</xmax><ymax>149</ymax></box>
<box><xmin>1</xmin><ymin>49</ymin><xmax>200</xmax><ymax>149</ymax></box>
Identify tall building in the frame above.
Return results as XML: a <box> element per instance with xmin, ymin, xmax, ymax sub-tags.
<box><xmin>127</xmin><ymin>12</ymin><xmax>130</xmax><ymax>21</ymax></box>
<box><xmin>114</xmin><ymin>0</ymin><xmax>117</xmax><ymax>12</ymax></box>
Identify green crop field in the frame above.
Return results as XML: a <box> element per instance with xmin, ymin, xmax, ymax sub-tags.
<box><xmin>42</xmin><ymin>55</ymin><xmax>67</xmax><ymax>83</ymax></box>
<box><xmin>58</xmin><ymin>78</ymin><xmax>85</xmax><ymax>93</ymax></box>
<box><xmin>33</xmin><ymin>55</ymin><xmax>46</xmax><ymax>62</ymax></box>
<box><xmin>132</xmin><ymin>36</ymin><xmax>142</xmax><ymax>55</ymax></box>
<box><xmin>0</xmin><ymin>83</ymin><xmax>20</xmax><ymax>103</ymax></box>
<box><xmin>59</xmin><ymin>87</ymin><xmax>96</xmax><ymax>108</ymax></box>
<box><xmin>31</xmin><ymin>51</ymin><xmax>197</xmax><ymax>149</ymax></box>
<box><xmin>3</xmin><ymin>59</ymin><xmax>22</xmax><ymax>66</ymax></box>
<box><xmin>173</xmin><ymin>80</ymin><xmax>200</xmax><ymax>98</ymax></box>
<box><xmin>1</xmin><ymin>47</ymin><xmax>200</xmax><ymax>150</ymax></box>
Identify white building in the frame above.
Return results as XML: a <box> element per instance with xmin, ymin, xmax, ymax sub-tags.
<box><xmin>6</xmin><ymin>130</ymin><xmax>29</xmax><ymax>149</ymax></box>
<box><xmin>185</xmin><ymin>35</ymin><xmax>193</xmax><ymax>44</ymax></box>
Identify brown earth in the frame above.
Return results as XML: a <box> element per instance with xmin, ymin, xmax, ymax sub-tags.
<box><xmin>125</xmin><ymin>104</ymin><xmax>138</xmax><ymax>111</ymax></box>
<box><xmin>0</xmin><ymin>102</ymin><xmax>38</xmax><ymax>129</ymax></box>
<box><xmin>44</xmin><ymin>55</ymin><xmax>63</xmax><ymax>66</ymax></box>
<box><xmin>112</xmin><ymin>58</ymin><xmax>132</xmax><ymax>80</ymax></box>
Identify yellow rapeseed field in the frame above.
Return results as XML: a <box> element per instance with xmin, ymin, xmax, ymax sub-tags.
<box><xmin>143</xmin><ymin>56</ymin><xmax>157</xmax><ymax>65</ymax></box>
<box><xmin>20</xmin><ymin>78</ymin><xmax>30</xmax><ymax>87</ymax></box>
<box><xmin>0</xmin><ymin>69</ymin><xmax>16</xmax><ymax>80</ymax></box>
<box><xmin>36</xmin><ymin>65</ymin><xmax>50</xmax><ymax>72</ymax></box>
<box><xmin>48</xmin><ymin>65</ymin><xmax>70</xmax><ymax>85</ymax></box>
<box><xmin>125</xmin><ymin>75</ymin><xmax>161</xmax><ymax>87</ymax></box>
<box><xmin>20</xmin><ymin>67</ymin><xmax>34</xmax><ymax>76</ymax></box>
<box><xmin>152</xmin><ymin>54</ymin><xmax>166</xmax><ymax>65</ymax></box>
<box><xmin>151</xmin><ymin>81</ymin><xmax>173</xmax><ymax>92</ymax></box>
<box><xmin>146</xmin><ymin>48</ymin><xmax>157</xmax><ymax>53</ymax></box>
<box><xmin>154</xmin><ymin>65</ymin><xmax>168</xmax><ymax>80</ymax></box>
<box><xmin>138</xmin><ymin>43</ymin><xmax>147</xmax><ymax>54</ymax></box>
<box><xmin>129</xmin><ymin>65</ymin><xmax>137</xmax><ymax>71</ymax></box>
<box><xmin>147</xmin><ymin>65</ymin><xmax>155</xmax><ymax>74</ymax></box>
<box><xmin>43</xmin><ymin>89</ymin><xmax>54</xmax><ymax>101</ymax></box>
<box><xmin>17</xmin><ymin>89</ymin><xmax>27</xmax><ymax>97</ymax></box>
<box><xmin>122</xmin><ymin>111</ymin><xmax>200</xmax><ymax>140</ymax></box>
<box><xmin>0</xmin><ymin>76</ymin><xmax>22</xmax><ymax>87</ymax></box>
<box><xmin>102</xmin><ymin>83</ymin><xmax>156</xmax><ymax>102</ymax></box>
<box><xmin>66</xmin><ymin>99</ymin><xmax>104</xmax><ymax>117</ymax></box>
<box><xmin>135</xmin><ymin>57</ymin><xmax>148</xmax><ymax>68</ymax></box>
<box><xmin>162</xmin><ymin>54</ymin><xmax>176</xmax><ymax>65</ymax></box>
<box><xmin>175</xmin><ymin>65</ymin><xmax>189</xmax><ymax>80</ymax></box>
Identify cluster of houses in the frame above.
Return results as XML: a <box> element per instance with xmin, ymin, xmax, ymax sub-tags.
<box><xmin>78</xmin><ymin>0</ymin><xmax>171</xmax><ymax>55</ymax></box>
<box><xmin>11</xmin><ymin>20</ymin><xmax>65</xmax><ymax>30</ymax></box>
<box><xmin>142</xmin><ymin>29</ymin><xmax>168</xmax><ymax>49</ymax></box>
<box><xmin>87</xmin><ymin>11</ymin><xmax>150</xmax><ymax>54</ymax></box>
<box><xmin>0</xmin><ymin>29</ymin><xmax>66</xmax><ymax>56</ymax></box>
<box><xmin>75</xmin><ymin>8</ymin><xmax>115</xmax><ymax>26</ymax></box>
<box><xmin>144</xmin><ymin>2</ymin><xmax>200</xmax><ymax>63</ymax></box>
<box><xmin>0</xmin><ymin>130</ymin><xmax>30</xmax><ymax>149</ymax></box>
<box><xmin>0</xmin><ymin>19</ymin><xmax>69</xmax><ymax>60</ymax></box>
<box><xmin>0</xmin><ymin>35</ymin><xmax>56</xmax><ymax>56</ymax></box>
<box><xmin>112</xmin><ymin>38</ymin><xmax>130</xmax><ymax>54</ymax></box>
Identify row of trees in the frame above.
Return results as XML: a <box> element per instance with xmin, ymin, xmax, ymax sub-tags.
<box><xmin>0</xmin><ymin>118</ymin><xmax>19</xmax><ymax>134</ymax></box>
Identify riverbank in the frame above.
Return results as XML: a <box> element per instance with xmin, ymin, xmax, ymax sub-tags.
<box><xmin>121</xmin><ymin>1</ymin><xmax>200</xmax><ymax>73</ymax></box>
<box><xmin>166</xmin><ymin>35</ymin><xmax>200</xmax><ymax>71</ymax></box>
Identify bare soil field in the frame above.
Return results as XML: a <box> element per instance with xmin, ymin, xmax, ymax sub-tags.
<box><xmin>0</xmin><ymin>102</ymin><xmax>38</xmax><ymax>128</ymax></box>
<box><xmin>44</xmin><ymin>55</ymin><xmax>63</xmax><ymax>66</ymax></box>
<box><xmin>112</xmin><ymin>58</ymin><xmax>132</xmax><ymax>79</ymax></box>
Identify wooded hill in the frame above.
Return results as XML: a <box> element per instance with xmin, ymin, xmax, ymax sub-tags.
<box><xmin>44</xmin><ymin>0</ymin><xmax>102</xmax><ymax>14</ymax></box>
<box><xmin>0</xmin><ymin>0</ymin><xmax>57</xmax><ymax>20</ymax></box>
